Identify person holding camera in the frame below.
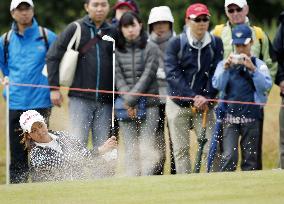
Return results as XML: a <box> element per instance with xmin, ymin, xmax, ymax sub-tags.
<box><xmin>212</xmin><ymin>24</ymin><xmax>272</xmax><ymax>171</ymax></box>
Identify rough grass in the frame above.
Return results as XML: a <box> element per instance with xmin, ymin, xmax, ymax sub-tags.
<box><xmin>0</xmin><ymin>170</ymin><xmax>284</xmax><ymax>204</ymax></box>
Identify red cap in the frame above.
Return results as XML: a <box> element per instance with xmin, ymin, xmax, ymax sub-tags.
<box><xmin>113</xmin><ymin>2</ymin><xmax>135</xmax><ymax>11</ymax></box>
<box><xmin>186</xmin><ymin>3</ymin><xmax>210</xmax><ymax>19</ymax></box>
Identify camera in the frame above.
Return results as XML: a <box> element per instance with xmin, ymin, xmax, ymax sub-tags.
<box><xmin>231</xmin><ymin>54</ymin><xmax>244</xmax><ymax>64</ymax></box>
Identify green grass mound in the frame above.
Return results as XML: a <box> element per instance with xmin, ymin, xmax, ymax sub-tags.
<box><xmin>0</xmin><ymin>170</ymin><xmax>284</xmax><ymax>204</ymax></box>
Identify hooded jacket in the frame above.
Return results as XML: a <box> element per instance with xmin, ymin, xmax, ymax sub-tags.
<box><xmin>164</xmin><ymin>28</ymin><xmax>223</xmax><ymax>107</ymax></box>
<box><xmin>0</xmin><ymin>18</ymin><xmax>56</xmax><ymax>110</ymax></box>
<box><xmin>148</xmin><ymin>6</ymin><xmax>175</xmax><ymax>102</ymax></box>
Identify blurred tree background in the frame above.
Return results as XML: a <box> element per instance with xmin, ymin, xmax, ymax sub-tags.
<box><xmin>0</xmin><ymin>0</ymin><xmax>284</xmax><ymax>36</ymax></box>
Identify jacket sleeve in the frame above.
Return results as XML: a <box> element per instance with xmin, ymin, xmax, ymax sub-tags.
<box><xmin>164</xmin><ymin>37</ymin><xmax>196</xmax><ymax>97</ymax></box>
<box><xmin>0</xmin><ymin>36</ymin><xmax>8</xmax><ymax>77</ymax></box>
<box><xmin>206</xmin><ymin>36</ymin><xmax>224</xmax><ymax>99</ymax></box>
<box><xmin>46</xmin><ymin>23</ymin><xmax>77</xmax><ymax>87</ymax></box>
<box><xmin>273</xmin><ymin>23</ymin><xmax>284</xmax><ymax>86</ymax></box>
<box><xmin>124</xmin><ymin>43</ymin><xmax>159</xmax><ymax>106</ymax></box>
<box><xmin>252</xmin><ymin>59</ymin><xmax>273</xmax><ymax>97</ymax></box>
<box><xmin>212</xmin><ymin>60</ymin><xmax>230</xmax><ymax>92</ymax></box>
<box><xmin>260</xmin><ymin>32</ymin><xmax>278</xmax><ymax>83</ymax></box>
<box><xmin>46</xmin><ymin>29</ymin><xmax>57</xmax><ymax>50</ymax></box>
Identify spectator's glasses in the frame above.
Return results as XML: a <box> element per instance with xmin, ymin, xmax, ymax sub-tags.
<box><xmin>189</xmin><ymin>16</ymin><xmax>210</xmax><ymax>23</ymax></box>
<box><xmin>227</xmin><ymin>7</ymin><xmax>243</xmax><ymax>14</ymax></box>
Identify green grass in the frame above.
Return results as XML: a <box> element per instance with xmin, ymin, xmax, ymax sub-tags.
<box><xmin>0</xmin><ymin>170</ymin><xmax>284</xmax><ymax>204</ymax></box>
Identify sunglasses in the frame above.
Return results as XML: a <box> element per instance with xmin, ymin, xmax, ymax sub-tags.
<box><xmin>190</xmin><ymin>17</ymin><xmax>210</xmax><ymax>23</ymax></box>
<box><xmin>227</xmin><ymin>7</ymin><xmax>243</xmax><ymax>14</ymax></box>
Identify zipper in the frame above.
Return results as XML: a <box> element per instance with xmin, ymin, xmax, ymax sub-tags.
<box><xmin>91</xmin><ymin>27</ymin><xmax>100</xmax><ymax>100</ymax></box>
<box><xmin>132</xmin><ymin>45</ymin><xmax>136</xmax><ymax>85</ymax></box>
<box><xmin>190</xmin><ymin>47</ymin><xmax>201</xmax><ymax>89</ymax></box>
<box><xmin>96</xmin><ymin>43</ymin><xmax>100</xmax><ymax>99</ymax></box>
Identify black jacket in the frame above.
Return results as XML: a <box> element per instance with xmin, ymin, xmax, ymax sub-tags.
<box><xmin>46</xmin><ymin>16</ymin><xmax>117</xmax><ymax>103</ymax></box>
<box><xmin>274</xmin><ymin>11</ymin><xmax>284</xmax><ymax>96</ymax></box>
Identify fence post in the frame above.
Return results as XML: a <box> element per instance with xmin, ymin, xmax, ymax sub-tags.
<box><xmin>5</xmin><ymin>77</ymin><xmax>10</xmax><ymax>185</ymax></box>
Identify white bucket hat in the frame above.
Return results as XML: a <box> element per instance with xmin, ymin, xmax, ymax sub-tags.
<box><xmin>224</xmin><ymin>0</ymin><xmax>247</xmax><ymax>8</ymax></box>
<box><xmin>148</xmin><ymin>6</ymin><xmax>174</xmax><ymax>25</ymax></box>
<box><xmin>19</xmin><ymin>110</ymin><xmax>45</xmax><ymax>133</ymax></box>
<box><xmin>10</xmin><ymin>0</ymin><xmax>34</xmax><ymax>11</ymax></box>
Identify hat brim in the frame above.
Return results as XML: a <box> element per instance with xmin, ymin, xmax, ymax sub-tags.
<box><xmin>232</xmin><ymin>38</ymin><xmax>251</xmax><ymax>45</ymax></box>
<box><xmin>188</xmin><ymin>12</ymin><xmax>211</xmax><ymax>19</ymax></box>
<box><xmin>113</xmin><ymin>2</ymin><xmax>135</xmax><ymax>11</ymax></box>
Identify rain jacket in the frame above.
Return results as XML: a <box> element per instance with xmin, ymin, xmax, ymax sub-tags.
<box><xmin>0</xmin><ymin>19</ymin><xmax>56</xmax><ymax>110</ymax></box>
<box><xmin>211</xmin><ymin>19</ymin><xmax>277</xmax><ymax>82</ymax></box>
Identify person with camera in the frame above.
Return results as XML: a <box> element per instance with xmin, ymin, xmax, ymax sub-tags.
<box><xmin>212</xmin><ymin>24</ymin><xmax>272</xmax><ymax>171</ymax></box>
<box><xmin>212</xmin><ymin>0</ymin><xmax>277</xmax><ymax>170</ymax></box>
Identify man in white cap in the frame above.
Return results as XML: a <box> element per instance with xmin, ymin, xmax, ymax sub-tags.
<box><xmin>0</xmin><ymin>0</ymin><xmax>56</xmax><ymax>183</ymax></box>
<box><xmin>211</xmin><ymin>0</ymin><xmax>277</xmax><ymax>170</ymax></box>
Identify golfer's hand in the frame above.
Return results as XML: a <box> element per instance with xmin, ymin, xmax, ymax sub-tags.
<box><xmin>193</xmin><ymin>95</ymin><xmax>208</xmax><ymax>111</ymax></box>
<box><xmin>98</xmin><ymin>136</ymin><xmax>118</xmax><ymax>154</ymax></box>
<box><xmin>51</xmin><ymin>90</ymin><xmax>63</xmax><ymax>107</ymax></box>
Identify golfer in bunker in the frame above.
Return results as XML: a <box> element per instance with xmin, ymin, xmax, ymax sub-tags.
<box><xmin>19</xmin><ymin>110</ymin><xmax>118</xmax><ymax>182</ymax></box>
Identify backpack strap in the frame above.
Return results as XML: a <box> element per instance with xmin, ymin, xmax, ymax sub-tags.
<box><xmin>177</xmin><ymin>33</ymin><xmax>187</xmax><ymax>63</ymax></box>
<box><xmin>253</xmin><ymin>26</ymin><xmax>265</xmax><ymax>60</ymax></box>
<box><xmin>3</xmin><ymin>30</ymin><xmax>13</xmax><ymax>65</ymax></box>
<box><xmin>212</xmin><ymin>24</ymin><xmax>225</xmax><ymax>37</ymax></box>
<box><xmin>39</xmin><ymin>26</ymin><xmax>49</xmax><ymax>50</ymax></box>
<box><xmin>209</xmin><ymin>34</ymin><xmax>217</xmax><ymax>63</ymax></box>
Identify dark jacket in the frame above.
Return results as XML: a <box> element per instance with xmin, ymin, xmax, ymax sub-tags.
<box><xmin>164</xmin><ymin>29</ymin><xmax>223</xmax><ymax>107</ymax></box>
<box><xmin>274</xmin><ymin>11</ymin><xmax>284</xmax><ymax>96</ymax></box>
<box><xmin>46</xmin><ymin>16</ymin><xmax>117</xmax><ymax>103</ymax></box>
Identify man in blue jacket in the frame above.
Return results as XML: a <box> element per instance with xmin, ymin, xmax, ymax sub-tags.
<box><xmin>0</xmin><ymin>0</ymin><xmax>56</xmax><ymax>183</ymax></box>
<box><xmin>212</xmin><ymin>24</ymin><xmax>272</xmax><ymax>171</ymax></box>
<box><xmin>164</xmin><ymin>3</ymin><xmax>224</xmax><ymax>174</ymax></box>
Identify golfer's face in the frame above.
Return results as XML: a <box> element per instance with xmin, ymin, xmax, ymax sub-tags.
<box><xmin>29</xmin><ymin>122</ymin><xmax>48</xmax><ymax>142</ymax></box>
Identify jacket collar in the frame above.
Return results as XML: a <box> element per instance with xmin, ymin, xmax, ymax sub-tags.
<box><xmin>12</xmin><ymin>18</ymin><xmax>39</xmax><ymax>37</ymax></box>
<box><xmin>185</xmin><ymin>27</ymin><xmax>211</xmax><ymax>49</ymax></box>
